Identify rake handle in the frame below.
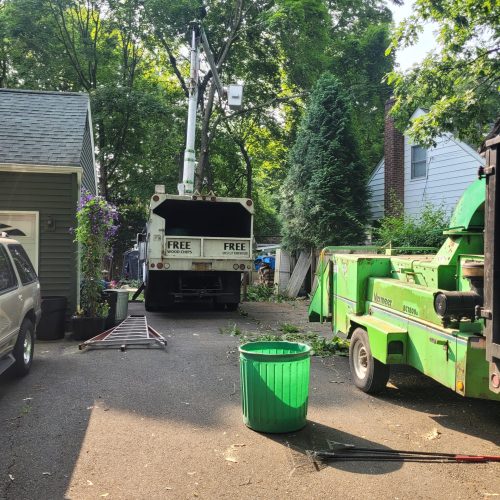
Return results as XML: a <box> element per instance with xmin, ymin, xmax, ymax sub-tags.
<box><xmin>314</xmin><ymin>452</ymin><xmax>493</xmax><ymax>463</ymax></box>
<box><xmin>326</xmin><ymin>444</ymin><xmax>500</xmax><ymax>461</ymax></box>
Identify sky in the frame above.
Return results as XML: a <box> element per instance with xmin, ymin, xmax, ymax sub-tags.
<box><xmin>390</xmin><ymin>1</ymin><xmax>438</xmax><ymax>71</ymax></box>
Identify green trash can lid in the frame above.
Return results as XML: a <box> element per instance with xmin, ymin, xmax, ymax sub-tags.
<box><xmin>239</xmin><ymin>341</ymin><xmax>312</xmax><ymax>361</ymax></box>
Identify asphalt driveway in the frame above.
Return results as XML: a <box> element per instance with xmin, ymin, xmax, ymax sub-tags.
<box><xmin>1</xmin><ymin>301</ymin><xmax>499</xmax><ymax>499</ymax></box>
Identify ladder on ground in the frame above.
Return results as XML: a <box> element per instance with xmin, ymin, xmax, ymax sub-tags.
<box><xmin>79</xmin><ymin>315</ymin><xmax>167</xmax><ymax>352</ymax></box>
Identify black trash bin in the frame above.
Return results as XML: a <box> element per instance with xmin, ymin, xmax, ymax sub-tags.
<box><xmin>37</xmin><ymin>296</ymin><xmax>67</xmax><ymax>340</ymax></box>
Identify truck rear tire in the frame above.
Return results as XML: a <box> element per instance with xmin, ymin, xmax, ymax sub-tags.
<box><xmin>226</xmin><ymin>303</ymin><xmax>238</xmax><ymax>311</ymax></box>
<box><xmin>349</xmin><ymin>327</ymin><xmax>389</xmax><ymax>394</ymax></box>
<box><xmin>144</xmin><ymin>286</ymin><xmax>160</xmax><ymax>312</ymax></box>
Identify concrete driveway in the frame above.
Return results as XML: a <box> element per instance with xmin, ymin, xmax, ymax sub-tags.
<box><xmin>1</xmin><ymin>301</ymin><xmax>499</xmax><ymax>499</ymax></box>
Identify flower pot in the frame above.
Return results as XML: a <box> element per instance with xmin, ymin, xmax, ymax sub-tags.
<box><xmin>71</xmin><ymin>317</ymin><xmax>106</xmax><ymax>341</ymax></box>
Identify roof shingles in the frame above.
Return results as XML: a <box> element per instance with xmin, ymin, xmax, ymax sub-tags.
<box><xmin>0</xmin><ymin>89</ymin><xmax>89</xmax><ymax>167</ymax></box>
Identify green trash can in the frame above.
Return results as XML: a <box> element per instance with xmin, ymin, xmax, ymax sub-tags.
<box><xmin>239</xmin><ymin>341</ymin><xmax>312</xmax><ymax>433</ymax></box>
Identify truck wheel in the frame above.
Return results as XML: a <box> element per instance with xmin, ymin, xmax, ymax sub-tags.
<box><xmin>10</xmin><ymin>319</ymin><xmax>35</xmax><ymax>377</ymax></box>
<box><xmin>225</xmin><ymin>303</ymin><xmax>238</xmax><ymax>312</ymax></box>
<box><xmin>145</xmin><ymin>301</ymin><xmax>159</xmax><ymax>312</ymax></box>
<box><xmin>144</xmin><ymin>290</ymin><xmax>160</xmax><ymax>312</ymax></box>
<box><xmin>349</xmin><ymin>327</ymin><xmax>389</xmax><ymax>394</ymax></box>
<box><xmin>162</xmin><ymin>299</ymin><xmax>176</xmax><ymax>312</ymax></box>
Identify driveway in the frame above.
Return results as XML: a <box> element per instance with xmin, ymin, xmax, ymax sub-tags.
<box><xmin>0</xmin><ymin>301</ymin><xmax>499</xmax><ymax>499</ymax></box>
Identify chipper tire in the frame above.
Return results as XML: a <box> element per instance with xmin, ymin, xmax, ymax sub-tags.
<box><xmin>349</xmin><ymin>327</ymin><xmax>389</xmax><ymax>394</ymax></box>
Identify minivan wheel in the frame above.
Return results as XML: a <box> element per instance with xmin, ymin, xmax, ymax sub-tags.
<box><xmin>10</xmin><ymin>319</ymin><xmax>35</xmax><ymax>377</ymax></box>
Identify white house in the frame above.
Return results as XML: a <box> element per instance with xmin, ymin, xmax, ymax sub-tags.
<box><xmin>368</xmin><ymin>105</ymin><xmax>485</xmax><ymax>222</ymax></box>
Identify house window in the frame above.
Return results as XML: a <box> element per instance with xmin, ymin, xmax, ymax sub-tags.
<box><xmin>411</xmin><ymin>145</ymin><xmax>427</xmax><ymax>179</ymax></box>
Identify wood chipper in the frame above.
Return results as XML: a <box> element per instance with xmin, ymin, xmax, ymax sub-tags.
<box><xmin>308</xmin><ymin>134</ymin><xmax>500</xmax><ymax>400</ymax></box>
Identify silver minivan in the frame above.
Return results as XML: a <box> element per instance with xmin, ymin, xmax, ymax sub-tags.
<box><xmin>0</xmin><ymin>234</ymin><xmax>41</xmax><ymax>376</ymax></box>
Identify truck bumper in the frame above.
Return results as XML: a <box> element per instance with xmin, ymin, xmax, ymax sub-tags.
<box><xmin>148</xmin><ymin>259</ymin><xmax>252</xmax><ymax>272</ymax></box>
<box><xmin>146</xmin><ymin>270</ymin><xmax>242</xmax><ymax>305</ymax></box>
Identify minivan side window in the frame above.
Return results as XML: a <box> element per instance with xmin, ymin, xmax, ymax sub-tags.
<box><xmin>8</xmin><ymin>244</ymin><xmax>37</xmax><ymax>285</ymax></box>
<box><xmin>0</xmin><ymin>245</ymin><xmax>18</xmax><ymax>293</ymax></box>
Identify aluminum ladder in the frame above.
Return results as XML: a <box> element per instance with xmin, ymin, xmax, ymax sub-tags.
<box><xmin>79</xmin><ymin>315</ymin><xmax>167</xmax><ymax>351</ymax></box>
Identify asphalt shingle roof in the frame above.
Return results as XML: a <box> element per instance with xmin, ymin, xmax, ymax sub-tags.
<box><xmin>0</xmin><ymin>88</ymin><xmax>89</xmax><ymax>167</ymax></box>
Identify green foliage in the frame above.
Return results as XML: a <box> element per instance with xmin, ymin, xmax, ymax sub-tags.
<box><xmin>245</xmin><ymin>284</ymin><xmax>292</xmax><ymax>303</ymax></box>
<box><xmin>110</xmin><ymin>203</ymin><xmax>147</xmax><ymax>278</ymax></box>
<box><xmin>74</xmin><ymin>192</ymin><xmax>119</xmax><ymax>317</ymax></box>
<box><xmin>280</xmin><ymin>323</ymin><xmax>301</xmax><ymax>334</ymax></box>
<box><xmin>331</xmin><ymin>23</ymin><xmax>394</xmax><ymax>169</ymax></box>
<box><xmin>0</xmin><ymin>0</ymin><xmax>397</xmax><ymax>247</ymax></box>
<box><xmin>270</xmin><ymin>0</ymin><xmax>331</xmax><ymax>89</ymax></box>
<box><xmin>374</xmin><ymin>200</ymin><xmax>450</xmax><ymax>248</ymax></box>
<box><xmin>241</xmin><ymin>331</ymin><xmax>349</xmax><ymax>357</ymax></box>
<box><xmin>218</xmin><ymin>323</ymin><xmax>243</xmax><ymax>337</ymax></box>
<box><xmin>246</xmin><ymin>284</ymin><xmax>273</xmax><ymax>302</ymax></box>
<box><xmin>387</xmin><ymin>0</ymin><xmax>500</xmax><ymax>147</ymax></box>
<box><xmin>281</xmin><ymin>72</ymin><xmax>368</xmax><ymax>251</ymax></box>
<box><xmin>218</xmin><ymin>323</ymin><xmax>346</xmax><ymax>357</ymax></box>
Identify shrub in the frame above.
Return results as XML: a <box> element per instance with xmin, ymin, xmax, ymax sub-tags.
<box><xmin>374</xmin><ymin>201</ymin><xmax>449</xmax><ymax>249</ymax></box>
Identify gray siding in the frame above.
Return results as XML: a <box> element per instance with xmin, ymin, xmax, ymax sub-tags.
<box><xmin>81</xmin><ymin>119</ymin><xmax>97</xmax><ymax>194</ymax></box>
<box><xmin>404</xmin><ymin>134</ymin><xmax>484</xmax><ymax>218</ymax></box>
<box><xmin>0</xmin><ymin>172</ymin><xmax>78</xmax><ymax>315</ymax></box>
<box><xmin>368</xmin><ymin>160</ymin><xmax>385</xmax><ymax>221</ymax></box>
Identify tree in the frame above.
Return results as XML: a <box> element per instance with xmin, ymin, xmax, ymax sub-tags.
<box><xmin>280</xmin><ymin>73</ymin><xmax>368</xmax><ymax>250</ymax></box>
<box><xmin>145</xmin><ymin>0</ymin><xmax>334</xmax><ymax>194</ymax></box>
<box><xmin>329</xmin><ymin>23</ymin><xmax>394</xmax><ymax>169</ymax></box>
<box><xmin>2</xmin><ymin>0</ymin><xmax>185</xmax><ymax>200</ymax></box>
<box><xmin>270</xmin><ymin>0</ymin><xmax>331</xmax><ymax>89</ymax></box>
<box><xmin>387</xmin><ymin>0</ymin><xmax>500</xmax><ymax>147</ymax></box>
<box><xmin>1</xmin><ymin>0</ymin><xmax>398</xmax><ymax>245</ymax></box>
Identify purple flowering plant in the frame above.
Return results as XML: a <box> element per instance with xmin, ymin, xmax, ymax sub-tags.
<box><xmin>73</xmin><ymin>190</ymin><xmax>119</xmax><ymax>318</ymax></box>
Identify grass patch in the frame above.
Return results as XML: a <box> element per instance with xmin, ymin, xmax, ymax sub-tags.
<box><xmin>280</xmin><ymin>323</ymin><xmax>301</xmax><ymax>334</ymax></box>
<box><xmin>219</xmin><ymin>323</ymin><xmax>243</xmax><ymax>337</ymax></box>
<box><xmin>129</xmin><ymin>291</ymin><xmax>144</xmax><ymax>301</ymax></box>
<box><xmin>245</xmin><ymin>285</ymin><xmax>290</xmax><ymax>303</ymax></box>
<box><xmin>218</xmin><ymin>319</ymin><xmax>350</xmax><ymax>357</ymax></box>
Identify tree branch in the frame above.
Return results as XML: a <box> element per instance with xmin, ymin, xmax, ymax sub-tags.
<box><xmin>157</xmin><ymin>34</ymin><xmax>189</xmax><ymax>97</ymax></box>
<box><xmin>219</xmin><ymin>92</ymin><xmax>307</xmax><ymax>125</ymax></box>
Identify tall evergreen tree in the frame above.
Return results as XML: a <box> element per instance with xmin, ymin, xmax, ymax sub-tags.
<box><xmin>280</xmin><ymin>73</ymin><xmax>368</xmax><ymax>251</ymax></box>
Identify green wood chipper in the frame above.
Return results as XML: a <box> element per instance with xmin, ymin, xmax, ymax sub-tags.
<box><xmin>308</xmin><ymin>135</ymin><xmax>500</xmax><ymax>400</ymax></box>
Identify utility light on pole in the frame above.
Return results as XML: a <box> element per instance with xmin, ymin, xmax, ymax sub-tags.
<box><xmin>177</xmin><ymin>23</ymin><xmax>244</xmax><ymax>196</ymax></box>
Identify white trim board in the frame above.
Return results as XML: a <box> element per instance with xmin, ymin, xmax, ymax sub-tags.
<box><xmin>85</xmin><ymin>102</ymin><xmax>99</xmax><ymax>194</ymax></box>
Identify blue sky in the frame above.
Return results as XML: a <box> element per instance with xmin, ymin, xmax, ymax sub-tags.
<box><xmin>390</xmin><ymin>1</ymin><xmax>437</xmax><ymax>71</ymax></box>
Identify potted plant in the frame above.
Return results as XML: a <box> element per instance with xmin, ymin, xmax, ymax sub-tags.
<box><xmin>72</xmin><ymin>191</ymin><xmax>119</xmax><ymax>340</ymax></box>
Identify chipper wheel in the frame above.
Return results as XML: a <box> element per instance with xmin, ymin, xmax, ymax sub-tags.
<box><xmin>349</xmin><ymin>327</ymin><xmax>390</xmax><ymax>394</ymax></box>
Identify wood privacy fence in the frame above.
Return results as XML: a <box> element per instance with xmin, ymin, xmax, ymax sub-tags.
<box><xmin>275</xmin><ymin>249</ymin><xmax>321</xmax><ymax>298</ymax></box>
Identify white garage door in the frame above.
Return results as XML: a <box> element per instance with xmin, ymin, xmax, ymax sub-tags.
<box><xmin>0</xmin><ymin>212</ymin><xmax>39</xmax><ymax>273</ymax></box>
